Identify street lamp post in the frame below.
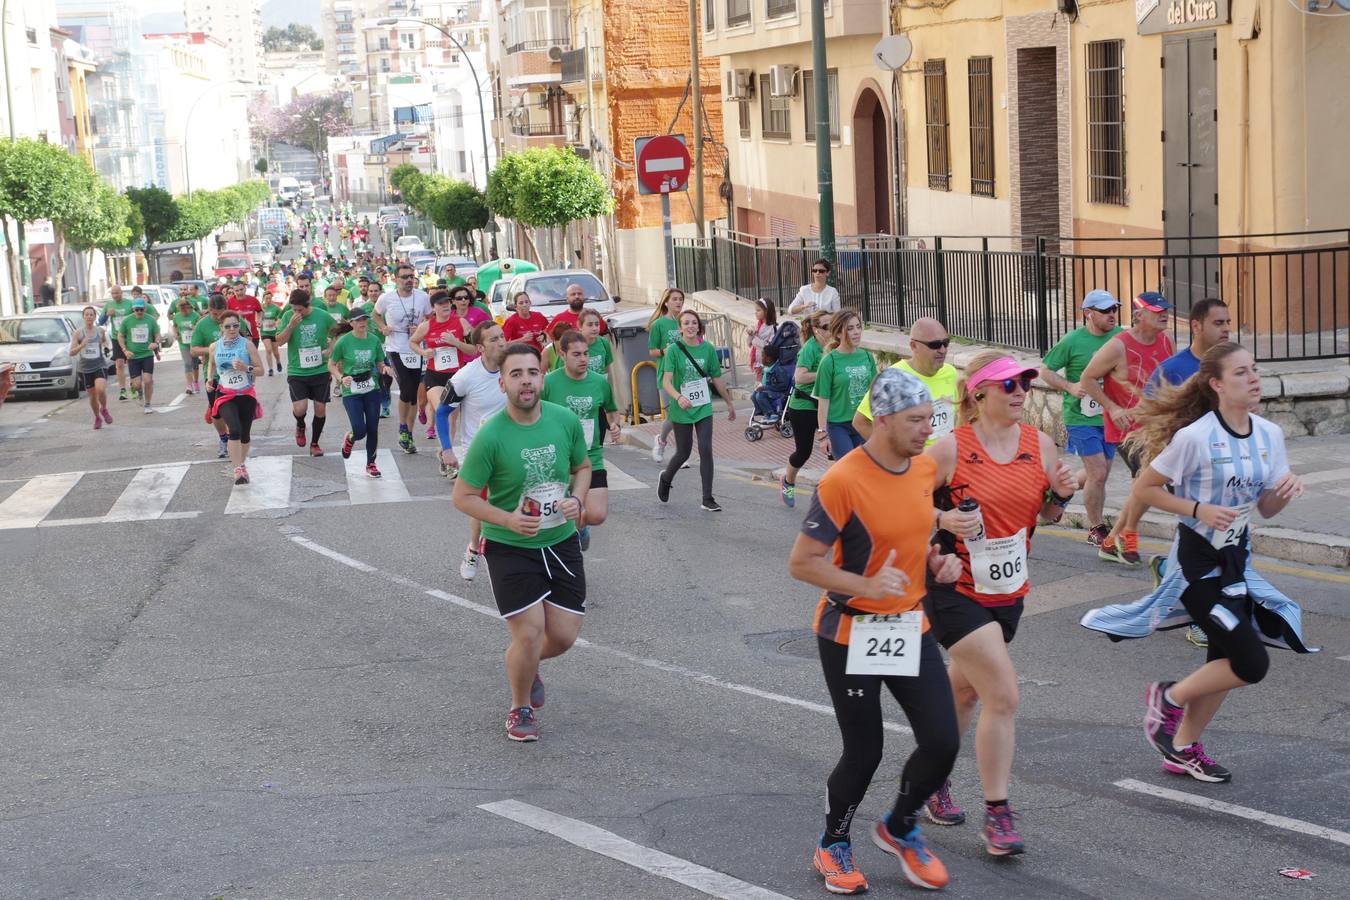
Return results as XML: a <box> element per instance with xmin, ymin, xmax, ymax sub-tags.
<box><xmin>377</xmin><ymin>16</ymin><xmax>497</xmax><ymax>255</ymax></box>
<box><xmin>2</xmin><ymin>0</ymin><xmax>33</xmax><ymax>312</ymax></box>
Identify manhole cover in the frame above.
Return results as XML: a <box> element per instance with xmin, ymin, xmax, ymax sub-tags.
<box><xmin>745</xmin><ymin>629</ymin><xmax>816</xmax><ymax>661</ymax></box>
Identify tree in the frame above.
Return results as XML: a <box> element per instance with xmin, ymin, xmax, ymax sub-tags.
<box><xmin>255</xmin><ymin>158</ymin><xmax>269</xmax><ymax>175</ymax></box>
<box><xmin>263</xmin><ymin>24</ymin><xmax>321</xmax><ymax>52</ymax></box>
<box><xmin>250</xmin><ymin>91</ymin><xmax>352</xmax><ymax>165</ymax></box>
<box><xmin>389</xmin><ymin>164</ymin><xmax>420</xmax><ymax>195</ymax></box>
<box><xmin>125</xmin><ymin>186</ymin><xmax>179</xmax><ymax>248</ymax></box>
<box><xmin>426</xmin><ymin>180</ymin><xmax>489</xmax><ymax>248</ymax></box>
<box><xmin>485</xmin><ymin>152</ymin><xmax>526</xmax><ymax>221</ymax></box>
<box><xmin>488</xmin><ymin>148</ymin><xmax>612</xmax><ymax>265</ymax></box>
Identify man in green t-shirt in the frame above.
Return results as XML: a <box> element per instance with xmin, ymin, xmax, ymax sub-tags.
<box><xmin>117</xmin><ymin>299</ymin><xmax>161</xmax><ymax>413</ymax></box>
<box><xmin>323</xmin><ymin>284</ymin><xmax>349</xmax><ymax>321</ymax></box>
<box><xmin>453</xmin><ymin>342</ymin><xmax>591</xmax><ymax>743</ymax></box>
<box><xmin>1039</xmin><ymin>289</ymin><xmax>1123</xmax><ymax>546</ymax></box>
<box><xmin>277</xmin><ymin>291</ymin><xmax>338</xmax><ymax>457</ymax></box>
<box><xmin>543</xmin><ymin>330</ymin><xmax>620</xmax><ymax>551</ymax></box>
<box><xmin>853</xmin><ymin>317</ymin><xmax>959</xmax><ymax>447</ymax></box>
<box><xmin>100</xmin><ymin>284</ymin><xmax>135</xmax><ymax>400</ymax></box>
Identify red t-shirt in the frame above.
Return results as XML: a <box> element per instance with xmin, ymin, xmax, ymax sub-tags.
<box><xmin>502</xmin><ymin>310</ymin><xmax>550</xmax><ymax>349</ymax></box>
<box><xmin>227</xmin><ymin>295</ymin><xmax>263</xmax><ymax>337</ymax></box>
<box><xmin>550</xmin><ymin>307</ymin><xmax>608</xmax><ymax>336</ymax></box>
<box><xmin>1102</xmin><ymin>330</ymin><xmax>1173</xmax><ymax>442</ymax></box>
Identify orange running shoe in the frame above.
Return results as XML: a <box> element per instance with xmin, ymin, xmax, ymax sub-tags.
<box><xmin>870</xmin><ymin>817</ymin><xmax>949</xmax><ymax>890</ymax></box>
<box><xmin>812</xmin><ymin>840</ymin><xmax>868</xmax><ymax>895</ymax></box>
<box><xmin>1121</xmin><ymin>531</ymin><xmax>1141</xmax><ymax>565</ymax></box>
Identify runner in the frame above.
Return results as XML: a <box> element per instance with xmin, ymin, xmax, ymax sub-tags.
<box><xmin>1079</xmin><ymin>342</ymin><xmax>1310</xmax><ymax>783</ymax></box>
<box><xmin>329</xmin><ymin>310</ymin><xmax>390</xmax><ymax>478</ymax></box>
<box><xmin>501</xmin><ymin>291</ymin><xmax>549</xmax><ymax>350</ymax></box>
<box><xmin>1038</xmin><ymin>290</ymin><xmax>1122</xmax><ymax>549</ymax></box>
<box><xmin>788</xmin><ymin>368</ymin><xmax>966</xmax><ymax>894</ymax></box>
<box><xmin>853</xmin><ymin>316</ymin><xmax>959</xmax><ymax>448</ymax></box>
<box><xmin>99</xmin><ymin>284</ymin><xmax>134</xmax><ymax>401</ymax></box>
<box><xmin>191</xmin><ymin>295</ymin><xmax>237</xmax><ymax>459</ymax></box>
<box><xmin>550</xmin><ymin>282</ymin><xmax>609</xmax><ymax>335</ymax></box>
<box><xmin>117</xmin><ymin>298</ymin><xmax>161</xmax><ymax>414</ymax></box>
<box><xmin>925</xmin><ymin>351</ymin><xmax>1079</xmax><ymax>856</ymax></box>
<box><xmin>569</xmin><ymin>309</ymin><xmax>613</xmax><ymax>377</ymax></box>
<box><xmin>323</xmin><ymin>283</ymin><xmax>349</xmax><ymax>322</ymax></box>
<box><xmin>373</xmin><ymin>263</ymin><xmax>431</xmax><ymax>453</ymax></box>
<box><xmin>362</xmin><ymin>279</ymin><xmax>393</xmax><ymax>418</ymax></box>
<box><xmin>542</xmin><ymin>329</ymin><xmax>620</xmax><ymax>551</ymax></box>
<box><xmin>204</xmin><ymin>311</ymin><xmax>264</xmax><ymax>485</ymax></box>
<box><xmin>646</xmin><ymin>288</ymin><xmax>684</xmax><ymax>464</ymax></box>
<box><xmin>411</xmin><ymin>289</ymin><xmax>474</xmax><ymax>454</ymax></box>
<box><xmin>276</xmin><ymin>288</ymin><xmax>339</xmax><ymax>457</ymax></box>
<box><xmin>260</xmin><ymin>292</ymin><xmax>285</xmax><ymax>376</ymax></box>
<box><xmin>435</xmin><ymin>322</ymin><xmax>509</xmax><ymax>581</ymax></box>
<box><xmin>227</xmin><ymin>281</ymin><xmax>263</xmax><ymax>340</ymax></box>
<box><xmin>70</xmin><ymin>305</ymin><xmax>112</xmax><ymax>429</ymax></box>
<box><xmin>787</xmin><ymin>258</ymin><xmax>841</xmax><ymax>315</ymax></box>
<box><xmin>813</xmin><ymin>310</ymin><xmax>877</xmax><ymax>459</ymax></box>
<box><xmin>1080</xmin><ymin>291</ymin><xmax>1174</xmax><ymax>565</ymax></box>
<box><xmin>452</xmin><ymin>340</ymin><xmax>590</xmax><ymax>742</ymax></box>
<box><xmin>780</xmin><ymin>309</ymin><xmax>833</xmax><ymax>508</ymax></box>
<box><xmin>170</xmin><ymin>297</ymin><xmax>201</xmax><ymax>396</ymax></box>
<box><xmin>657</xmin><ymin>309</ymin><xmax>736</xmax><ymax>512</ymax></box>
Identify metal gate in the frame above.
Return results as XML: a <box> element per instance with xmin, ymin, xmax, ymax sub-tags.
<box><xmin>1162</xmin><ymin>32</ymin><xmax>1219</xmax><ymax>313</ymax></box>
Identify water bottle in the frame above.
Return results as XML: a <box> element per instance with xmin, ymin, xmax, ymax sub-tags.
<box><xmin>958</xmin><ymin>498</ymin><xmax>986</xmax><ymax>552</ymax></box>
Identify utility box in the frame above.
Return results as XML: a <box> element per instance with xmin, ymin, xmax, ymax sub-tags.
<box><xmin>606</xmin><ymin>307</ymin><xmax>663</xmax><ymax>422</ymax></box>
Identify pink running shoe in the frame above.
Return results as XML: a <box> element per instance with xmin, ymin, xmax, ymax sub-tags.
<box><xmin>93</xmin><ymin>415</ymin><xmax>102</xmax><ymax>430</ymax></box>
<box><xmin>100</xmin><ymin>407</ymin><xmax>113</xmax><ymax>424</ymax></box>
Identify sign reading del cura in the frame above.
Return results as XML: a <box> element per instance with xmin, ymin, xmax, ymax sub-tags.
<box><xmin>1138</xmin><ymin>0</ymin><xmax>1228</xmax><ymax>33</ymax></box>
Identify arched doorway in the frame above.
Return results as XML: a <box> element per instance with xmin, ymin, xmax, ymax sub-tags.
<box><xmin>852</xmin><ymin>87</ymin><xmax>891</xmax><ymax>235</ymax></box>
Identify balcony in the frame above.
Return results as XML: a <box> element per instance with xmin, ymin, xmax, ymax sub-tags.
<box><xmin>511</xmin><ymin>121</ymin><xmax>564</xmax><ymax>136</ymax></box>
<box><xmin>560</xmin><ymin>47</ymin><xmax>595</xmax><ymax>85</ymax></box>
<box><xmin>506</xmin><ymin>37</ymin><xmax>570</xmax><ymax>55</ymax></box>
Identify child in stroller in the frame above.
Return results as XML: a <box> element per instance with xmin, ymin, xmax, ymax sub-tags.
<box><xmin>746</xmin><ymin>344</ymin><xmax>795</xmax><ymax>441</ymax></box>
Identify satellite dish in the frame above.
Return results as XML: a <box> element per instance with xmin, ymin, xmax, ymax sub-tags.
<box><xmin>873</xmin><ymin>35</ymin><xmax>913</xmax><ymax>72</ymax></box>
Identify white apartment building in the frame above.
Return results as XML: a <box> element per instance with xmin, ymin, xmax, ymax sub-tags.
<box><xmin>183</xmin><ymin>0</ymin><xmax>264</xmax><ymax>84</ymax></box>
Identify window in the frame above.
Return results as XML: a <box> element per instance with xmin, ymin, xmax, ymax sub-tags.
<box><xmin>923</xmin><ymin>60</ymin><xmax>951</xmax><ymax>191</ymax></box>
<box><xmin>1086</xmin><ymin>39</ymin><xmax>1126</xmax><ymax>205</ymax></box>
<box><xmin>399</xmin><ymin>32</ymin><xmax>416</xmax><ymax>50</ymax></box>
<box><xmin>738</xmin><ymin>100</ymin><xmax>750</xmax><ymax>139</ymax></box>
<box><xmin>378</xmin><ymin>36</ymin><xmax>390</xmax><ymax>51</ymax></box>
<box><xmin>727</xmin><ymin>0</ymin><xmax>751</xmax><ymax>27</ymax></box>
<box><xmin>705</xmin><ymin>0</ymin><xmax>715</xmax><ymax>30</ymax></box>
<box><xmin>759</xmin><ymin>74</ymin><xmax>790</xmax><ymax>139</ymax></box>
<box><xmin>802</xmin><ymin>69</ymin><xmax>839</xmax><ymax>141</ymax></box>
<box><xmin>767</xmin><ymin>0</ymin><xmax>795</xmax><ymax>17</ymax></box>
<box><xmin>967</xmin><ymin>57</ymin><xmax>994</xmax><ymax>197</ymax></box>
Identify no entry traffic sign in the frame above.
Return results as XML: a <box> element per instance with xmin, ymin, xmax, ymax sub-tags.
<box><xmin>634</xmin><ymin>134</ymin><xmax>691</xmax><ymax>196</ymax></box>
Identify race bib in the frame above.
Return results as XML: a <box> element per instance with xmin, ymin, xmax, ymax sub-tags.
<box><xmin>131</xmin><ymin>326</ymin><xmax>149</xmax><ymax>344</ymax></box>
<box><xmin>400</xmin><ymin>351</ymin><xmax>422</xmax><ymax>369</ymax></box>
<box><xmin>81</xmin><ymin>345</ymin><xmax>101</xmax><ymax>359</ymax></box>
<box><xmin>581</xmin><ymin>417</ymin><xmax>596</xmax><ymax>447</ymax></box>
<box><xmin>350</xmin><ymin>376</ymin><xmax>374</xmax><ymax>395</ymax></box>
<box><xmin>524</xmin><ymin>482</ymin><xmax>567</xmax><ymax>530</ymax></box>
<box><xmin>681</xmin><ymin>377</ymin><xmax>710</xmax><ymax>406</ymax></box>
<box><xmin>971</xmin><ymin>529</ymin><xmax>1029</xmax><ymax>595</ymax></box>
<box><xmin>1080</xmin><ymin>394</ymin><xmax>1104</xmax><ymax>418</ymax></box>
<box><xmin>929</xmin><ymin>399</ymin><xmax>954</xmax><ymax>439</ymax></box>
<box><xmin>845</xmin><ymin>613</ymin><xmax>922</xmax><ymax>676</ymax></box>
<box><xmin>435</xmin><ymin>346</ymin><xmax>459</xmax><ymax>370</ymax></box>
<box><xmin>1210</xmin><ymin>503</ymin><xmax>1253</xmax><ymax>550</ymax></box>
<box><xmin>112</xmin><ymin>315</ymin><xmax>125</xmax><ymax>330</ymax></box>
<box><xmin>299</xmin><ymin>346</ymin><xmax>323</xmax><ymax>368</ymax></box>
<box><xmin>220</xmin><ymin>368</ymin><xmax>249</xmax><ymax>390</ymax></box>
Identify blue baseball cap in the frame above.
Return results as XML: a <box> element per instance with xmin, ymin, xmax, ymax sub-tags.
<box><xmin>1134</xmin><ymin>291</ymin><xmax>1172</xmax><ymax>313</ymax></box>
<box><xmin>131</xmin><ymin>298</ymin><xmax>146</xmax><ymax>308</ymax></box>
<box><xmin>1082</xmin><ymin>289</ymin><xmax>1118</xmax><ymax>311</ymax></box>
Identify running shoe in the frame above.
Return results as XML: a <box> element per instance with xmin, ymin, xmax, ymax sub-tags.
<box><xmin>1148</xmin><ymin>554</ymin><xmax>1167</xmax><ymax>590</ymax></box>
<box><xmin>233</xmin><ymin>465</ymin><xmax>249</xmax><ymax>485</ymax></box>
<box><xmin>118</xmin><ymin>388</ymin><xmax>127</xmax><ymax>401</ymax></box>
<box><xmin>505</xmin><ymin>706</ymin><xmax>539</xmax><ymax>742</ymax></box>
<box><xmin>295</xmin><ymin>423</ymin><xmax>306</xmax><ymax>446</ymax></box>
<box><xmin>341</xmin><ymin>432</ymin><xmax>355</xmax><ymax>459</ymax></box>
<box><xmin>924</xmin><ymin>780</ymin><xmax>965</xmax><ymax>826</ymax></box>
<box><xmin>217</xmin><ymin>438</ymin><xmax>229</xmax><ymax>459</ymax></box>
<box><xmin>1098</xmin><ymin>536</ymin><xmax>1130</xmax><ymax>565</ymax></box>
<box><xmin>366</xmin><ymin>462</ymin><xmax>382</xmax><ymax>478</ymax></box>
<box><xmin>982</xmin><ymin>803</ymin><xmax>1025</xmax><ymax>857</ymax></box>
<box><xmin>93</xmin><ymin>415</ymin><xmax>102</xmax><ymax>430</ymax></box>
<box><xmin>1086</xmin><ymin>524</ymin><xmax>1110</xmax><ymax>548</ymax></box>
<box><xmin>578</xmin><ymin>525</ymin><xmax>591</xmax><ymax>552</ymax></box>
<box><xmin>812</xmin><ymin>841</ymin><xmax>868</xmax><ymax>895</ymax></box>
<box><xmin>399</xmin><ymin>431</ymin><xmax>417</xmax><ymax>454</ymax></box>
<box><xmin>418</xmin><ymin>407</ymin><xmax>427</xmax><ymax>425</ymax></box>
<box><xmin>310</xmin><ymin>443</ymin><xmax>324</xmax><ymax>457</ymax></box>
<box><xmin>530</xmin><ymin>674</ymin><xmax>546</xmax><ymax>709</ymax></box>
<box><xmin>380</xmin><ymin>400</ymin><xmax>391</xmax><ymax>418</ymax></box>
<box><xmin>1186</xmin><ymin>624</ymin><xmax>1209</xmax><ymax>649</ymax></box>
<box><xmin>657</xmin><ymin>477</ymin><xmax>671</xmax><ymax>503</ymax></box>
<box><xmin>425</xmin><ymin>424</ymin><xmax>436</xmax><ymax>441</ymax></box>
<box><xmin>781</xmin><ymin>476</ymin><xmax>795</xmax><ymax>508</ymax></box>
<box><xmin>143</xmin><ymin>404</ymin><xmax>153</xmax><ymax>415</ymax></box>
<box><xmin>1121</xmin><ymin>532</ymin><xmax>1142</xmax><ymax>565</ymax></box>
<box><xmin>1163</xmin><ymin>741</ymin><xmax>1232</xmax><ymax>783</ymax></box>
<box><xmin>100</xmin><ymin>407</ymin><xmax>112</xmax><ymax>424</ymax></box>
<box><xmin>871</xmin><ymin>817</ymin><xmax>950</xmax><ymax>889</ymax></box>
<box><xmin>701</xmin><ymin>497</ymin><xmax>723</xmax><ymax>512</ymax></box>
<box><xmin>1145</xmin><ymin>680</ymin><xmax>1185</xmax><ymax>760</ymax></box>
<box><xmin>460</xmin><ymin>544</ymin><xmax>480</xmax><ymax>581</ymax></box>
<box><xmin>267</xmin><ymin>368</ymin><xmax>273</xmax><ymax>377</ymax></box>
<box><xmin>651</xmin><ymin>438</ymin><xmax>665</xmax><ymax>464</ymax></box>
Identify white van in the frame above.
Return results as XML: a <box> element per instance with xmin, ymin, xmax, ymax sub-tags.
<box><xmin>276</xmin><ymin>176</ymin><xmax>301</xmax><ymax>205</ymax></box>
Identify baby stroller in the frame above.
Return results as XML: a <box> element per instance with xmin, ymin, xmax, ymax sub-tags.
<box><xmin>745</xmin><ymin>385</ymin><xmax>793</xmax><ymax>441</ymax></box>
<box><xmin>745</xmin><ymin>331</ymin><xmax>797</xmax><ymax>441</ymax></box>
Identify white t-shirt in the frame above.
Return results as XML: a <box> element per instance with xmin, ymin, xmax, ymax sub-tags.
<box><xmin>787</xmin><ymin>284</ymin><xmax>841</xmax><ymax>315</ymax></box>
<box><xmin>374</xmin><ymin>289</ymin><xmax>431</xmax><ymax>353</ymax></box>
<box><xmin>1150</xmin><ymin>411</ymin><xmax>1289</xmax><ymax>547</ymax></box>
<box><xmin>450</xmin><ymin>358</ymin><xmax>506</xmax><ymax>447</ymax></box>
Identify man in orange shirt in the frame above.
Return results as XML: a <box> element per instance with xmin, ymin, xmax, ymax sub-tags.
<box><xmin>789</xmin><ymin>368</ymin><xmax>971</xmax><ymax>895</ymax></box>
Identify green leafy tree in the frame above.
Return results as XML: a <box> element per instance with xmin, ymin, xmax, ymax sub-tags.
<box><xmin>513</xmin><ymin>147</ymin><xmax>612</xmax><ymax>228</ymax></box>
<box><xmin>125</xmin><ymin>186</ymin><xmax>179</xmax><ymax>248</ymax></box>
<box><xmin>401</xmin><ymin>170</ymin><xmax>430</xmax><ymax>211</ymax></box>
<box><xmin>485</xmin><ymin>152</ymin><xmax>525</xmax><ymax>220</ymax></box>
<box><xmin>426</xmin><ymin>179</ymin><xmax>489</xmax><ymax>248</ymax></box>
<box><xmin>255</xmin><ymin>158</ymin><xmax>268</xmax><ymax>175</ymax></box>
<box><xmin>389</xmin><ymin>163</ymin><xmax>420</xmax><ymax>196</ymax></box>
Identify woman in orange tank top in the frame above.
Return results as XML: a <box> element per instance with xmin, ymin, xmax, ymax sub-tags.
<box><xmin>923</xmin><ymin>351</ymin><xmax>1080</xmax><ymax>857</ymax></box>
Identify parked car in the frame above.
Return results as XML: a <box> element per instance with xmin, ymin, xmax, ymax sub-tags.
<box><xmin>30</xmin><ymin>304</ymin><xmax>116</xmax><ymax>366</ymax></box>
<box><xmin>408</xmin><ymin>250</ymin><xmax>437</xmax><ymax>272</ymax></box>
<box><xmin>172</xmin><ymin>279</ymin><xmax>211</xmax><ymax>300</ymax></box>
<box><xmin>435</xmin><ymin>255</ymin><xmax>480</xmax><ymax>281</ymax></box>
<box><xmin>117</xmin><ymin>287</ymin><xmax>176</xmax><ymax>346</ymax></box>
<box><xmin>0</xmin><ymin>314</ymin><xmax>80</xmax><ymax>398</ymax></box>
<box><xmin>214</xmin><ymin>253</ymin><xmax>253</xmax><ymax>279</ymax></box>
<box><xmin>247</xmin><ymin>240</ymin><xmax>275</xmax><ymax>266</ymax></box>
<box><xmin>378</xmin><ymin>205</ymin><xmax>402</xmax><ymax>223</ymax></box>
<box><xmin>393</xmin><ymin>235</ymin><xmax>426</xmax><ymax>254</ymax></box>
<box><xmin>491</xmin><ymin>269</ymin><xmax>615</xmax><ymax>322</ymax></box>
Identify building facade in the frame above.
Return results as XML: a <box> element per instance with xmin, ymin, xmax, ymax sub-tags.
<box><xmin>183</xmin><ymin>0</ymin><xmax>264</xmax><ymax>84</ymax></box>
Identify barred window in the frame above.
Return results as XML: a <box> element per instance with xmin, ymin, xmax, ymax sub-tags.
<box><xmin>1087</xmin><ymin>40</ymin><xmax>1126</xmax><ymax>205</ymax></box>
<box><xmin>767</xmin><ymin>0</ymin><xmax>796</xmax><ymax>17</ymax></box>
<box><xmin>802</xmin><ymin>69</ymin><xmax>840</xmax><ymax>142</ymax></box>
<box><xmin>924</xmin><ymin>60</ymin><xmax>951</xmax><ymax>191</ymax></box>
<box><xmin>726</xmin><ymin>0</ymin><xmax>750</xmax><ymax>27</ymax></box>
<box><xmin>968</xmin><ymin>57</ymin><xmax>994</xmax><ymax>198</ymax></box>
<box><xmin>759</xmin><ymin>74</ymin><xmax>791</xmax><ymax>139</ymax></box>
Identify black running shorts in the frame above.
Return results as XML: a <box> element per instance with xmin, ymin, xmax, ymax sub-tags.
<box><xmin>484</xmin><ymin>536</ymin><xmax>587</xmax><ymax>619</ymax></box>
<box><xmin>288</xmin><ymin>373</ymin><xmax>332</xmax><ymax>403</ymax></box>
<box><xmin>924</xmin><ymin>582</ymin><xmax>1023</xmax><ymax>649</ymax></box>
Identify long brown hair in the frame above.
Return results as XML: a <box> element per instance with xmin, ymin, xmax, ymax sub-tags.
<box><xmin>1123</xmin><ymin>341</ymin><xmax>1248</xmax><ymax>468</ymax></box>
<box><xmin>800</xmin><ymin>308</ymin><xmax>831</xmax><ymax>345</ymax></box>
<box><xmin>825</xmin><ymin>310</ymin><xmax>861</xmax><ymax>353</ymax></box>
<box><xmin>955</xmin><ymin>349</ymin><xmax>1009</xmax><ymax>426</ymax></box>
<box><xmin>647</xmin><ymin>287</ymin><xmax>685</xmax><ymax>329</ymax></box>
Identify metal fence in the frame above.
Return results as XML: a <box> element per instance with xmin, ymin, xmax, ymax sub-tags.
<box><xmin>673</xmin><ymin>228</ymin><xmax>1350</xmax><ymax>362</ymax></box>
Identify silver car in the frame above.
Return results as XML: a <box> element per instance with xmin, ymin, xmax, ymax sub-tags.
<box><xmin>491</xmin><ymin>269</ymin><xmax>615</xmax><ymax>322</ymax></box>
<box><xmin>0</xmin><ymin>314</ymin><xmax>80</xmax><ymax>398</ymax></box>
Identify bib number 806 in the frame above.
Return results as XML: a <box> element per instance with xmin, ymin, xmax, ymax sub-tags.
<box><xmin>987</xmin><ymin>557</ymin><xmax>1023</xmax><ymax>583</ymax></box>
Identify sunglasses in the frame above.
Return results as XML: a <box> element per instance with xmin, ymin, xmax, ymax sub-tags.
<box><xmin>916</xmin><ymin>338</ymin><xmax>950</xmax><ymax>350</ymax></box>
<box><xmin>1090</xmin><ymin>306</ymin><xmax>1120</xmax><ymax>314</ymax></box>
<box><xmin>222</xmin><ymin>323</ymin><xmax>241</xmax><ymax>329</ymax></box>
<box><xmin>986</xmin><ymin>374</ymin><xmax>1034</xmax><ymax>394</ymax></box>
<box><xmin>812</xmin><ymin>268</ymin><xmax>828</xmax><ymax>274</ymax></box>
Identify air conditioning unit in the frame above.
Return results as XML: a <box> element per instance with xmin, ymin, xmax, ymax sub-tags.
<box><xmin>724</xmin><ymin>68</ymin><xmax>753</xmax><ymax>101</ymax></box>
<box><xmin>547</xmin><ymin>45</ymin><xmax>564</xmax><ymax>61</ymax></box>
<box><xmin>769</xmin><ymin>64</ymin><xmax>798</xmax><ymax>98</ymax></box>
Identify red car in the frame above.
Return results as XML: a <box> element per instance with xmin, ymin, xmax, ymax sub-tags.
<box><xmin>214</xmin><ymin>253</ymin><xmax>254</xmax><ymax>279</ymax></box>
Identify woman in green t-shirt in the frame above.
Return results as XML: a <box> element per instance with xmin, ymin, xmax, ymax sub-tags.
<box><xmin>260</xmin><ymin>298</ymin><xmax>285</xmax><ymax>376</ymax></box>
<box><xmin>327</xmin><ymin>311</ymin><xmax>390</xmax><ymax>477</ymax></box>
<box><xmin>170</xmin><ymin>298</ymin><xmax>201</xmax><ymax>395</ymax></box>
<box><xmin>646</xmin><ymin>288</ymin><xmax>684</xmax><ymax>464</ymax></box>
<box><xmin>812</xmin><ymin>309</ymin><xmax>876</xmax><ymax>460</ymax></box>
<box><xmin>577</xmin><ymin>309</ymin><xmax>614</xmax><ymax>377</ymax></box>
<box><xmin>658</xmin><ymin>309</ymin><xmax>736</xmax><ymax>511</ymax></box>
<box><xmin>780</xmin><ymin>308</ymin><xmax>834</xmax><ymax>507</ymax></box>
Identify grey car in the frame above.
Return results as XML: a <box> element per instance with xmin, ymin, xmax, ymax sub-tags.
<box><xmin>0</xmin><ymin>314</ymin><xmax>81</xmax><ymax>398</ymax></box>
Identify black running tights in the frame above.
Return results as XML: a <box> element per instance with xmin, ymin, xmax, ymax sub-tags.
<box><xmin>218</xmin><ymin>395</ymin><xmax>257</xmax><ymax>444</ymax></box>
<box><xmin>786</xmin><ymin>406</ymin><xmax>818</xmax><ymax>471</ymax></box>
<box><xmin>663</xmin><ymin>416</ymin><xmax>714</xmax><ymax>502</ymax></box>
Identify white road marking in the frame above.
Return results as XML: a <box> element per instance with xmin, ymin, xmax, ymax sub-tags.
<box><xmin>344</xmin><ymin>448</ymin><xmax>410</xmax><ymax>505</ymax></box>
<box><xmin>292</xmin><ymin>534</ymin><xmax>912</xmax><ymax>736</ymax></box>
<box><xmin>0</xmin><ymin>472</ymin><xmax>83</xmax><ymax>529</ymax></box>
<box><xmin>1115</xmin><ymin>779</ymin><xmax>1350</xmax><ymax>848</ymax></box>
<box><xmin>102</xmin><ymin>464</ymin><xmax>190</xmax><ymax>522</ymax></box>
<box><xmin>153</xmin><ymin>392</ymin><xmax>187</xmax><ymax>413</ymax></box>
<box><xmin>1337</xmin><ymin>655</ymin><xmax>1350</xmax><ymax>662</ymax></box>
<box><xmin>225</xmin><ymin>455</ymin><xmax>293</xmax><ymax>515</ymax></box>
<box><xmin>479</xmin><ymin>800</ymin><xmax>795</xmax><ymax>900</ymax></box>
<box><xmin>38</xmin><ymin>511</ymin><xmax>199</xmax><ymax>528</ymax></box>
<box><xmin>603</xmin><ymin>461</ymin><xmax>646</xmax><ymax>491</ymax></box>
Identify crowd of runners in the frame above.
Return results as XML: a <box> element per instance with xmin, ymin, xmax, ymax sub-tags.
<box><xmin>66</xmin><ymin>211</ymin><xmax>1315</xmax><ymax>893</ymax></box>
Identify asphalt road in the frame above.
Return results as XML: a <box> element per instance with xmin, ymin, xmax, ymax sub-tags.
<box><xmin>1</xmin><ymin>218</ymin><xmax>1347</xmax><ymax>898</ymax></box>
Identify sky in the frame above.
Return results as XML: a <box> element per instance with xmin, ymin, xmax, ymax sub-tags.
<box><xmin>137</xmin><ymin>0</ymin><xmax>322</xmax><ymax>33</ymax></box>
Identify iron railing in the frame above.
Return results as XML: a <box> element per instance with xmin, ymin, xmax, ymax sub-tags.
<box><xmin>672</xmin><ymin>228</ymin><xmax>1350</xmax><ymax>362</ymax></box>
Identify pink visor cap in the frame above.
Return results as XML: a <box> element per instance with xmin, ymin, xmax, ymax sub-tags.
<box><xmin>967</xmin><ymin>356</ymin><xmax>1039</xmax><ymax>388</ymax></box>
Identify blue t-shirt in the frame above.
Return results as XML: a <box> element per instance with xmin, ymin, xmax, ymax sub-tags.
<box><xmin>1149</xmin><ymin>347</ymin><xmax>1200</xmax><ymax>393</ymax></box>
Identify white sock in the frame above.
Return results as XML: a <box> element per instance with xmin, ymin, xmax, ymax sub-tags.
<box><xmin>1163</xmin><ymin>687</ymin><xmax>1180</xmax><ymax>707</ymax></box>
